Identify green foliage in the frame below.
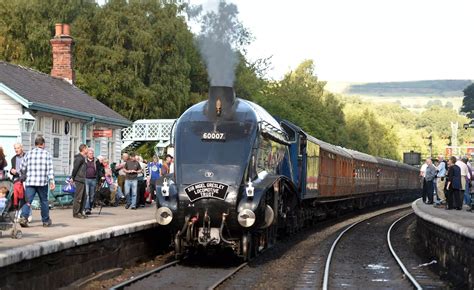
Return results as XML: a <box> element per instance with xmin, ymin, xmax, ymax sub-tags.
<box><xmin>255</xmin><ymin>60</ymin><xmax>347</xmax><ymax>145</ymax></box>
<box><xmin>343</xmin><ymin>99</ymin><xmax>402</xmax><ymax>159</ymax></box>
<box><xmin>345</xmin><ymin>109</ymin><xmax>399</xmax><ymax>160</ymax></box>
<box><xmin>0</xmin><ymin>0</ymin><xmax>205</xmax><ymax>120</ymax></box>
<box><xmin>343</xmin><ymin>97</ymin><xmax>471</xmax><ymax>160</ymax></box>
<box><xmin>461</xmin><ymin>83</ymin><xmax>474</xmax><ymax>118</ymax></box>
<box><xmin>234</xmin><ymin>53</ymin><xmax>268</xmax><ymax>101</ymax></box>
<box><xmin>0</xmin><ymin>0</ymin><xmax>97</xmax><ymax>72</ymax></box>
<box><xmin>425</xmin><ymin>99</ymin><xmax>442</xmax><ymax>108</ymax></box>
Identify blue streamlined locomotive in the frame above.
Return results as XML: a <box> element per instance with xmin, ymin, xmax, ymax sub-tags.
<box><xmin>155</xmin><ymin>86</ymin><xmax>420</xmax><ymax>260</ymax></box>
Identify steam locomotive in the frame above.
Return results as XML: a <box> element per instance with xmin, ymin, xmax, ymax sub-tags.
<box><xmin>155</xmin><ymin>86</ymin><xmax>420</xmax><ymax>260</ymax></box>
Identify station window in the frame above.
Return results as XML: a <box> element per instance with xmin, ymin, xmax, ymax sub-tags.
<box><xmin>52</xmin><ymin>119</ymin><xmax>61</xmax><ymax>135</ymax></box>
<box><xmin>35</xmin><ymin>117</ymin><xmax>43</xmax><ymax>132</ymax></box>
<box><xmin>53</xmin><ymin>137</ymin><xmax>60</xmax><ymax>158</ymax></box>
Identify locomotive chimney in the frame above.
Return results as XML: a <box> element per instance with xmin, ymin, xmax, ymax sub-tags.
<box><xmin>207</xmin><ymin>86</ymin><xmax>236</xmax><ymax>118</ymax></box>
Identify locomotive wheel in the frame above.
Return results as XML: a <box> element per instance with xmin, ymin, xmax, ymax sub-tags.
<box><xmin>174</xmin><ymin>231</ymin><xmax>183</xmax><ymax>260</ymax></box>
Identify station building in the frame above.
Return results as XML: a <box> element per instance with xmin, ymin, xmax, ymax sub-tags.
<box><xmin>0</xmin><ymin>23</ymin><xmax>131</xmax><ymax>176</ymax></box>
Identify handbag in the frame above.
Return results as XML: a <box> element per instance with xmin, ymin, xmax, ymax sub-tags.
<box><xmin>98</xmin><ymin>181</ymin><xmax>111</xmax><ymax>200</ymax></box>
<box><xmin>63</xmin><ymin>178</ymin><xmax>76</xmax><ymax>194</ymax></box>
<box><xmin>0</xmin><ymin>170</ymin><xmax>6</xmax><ymax>181</ymax></box>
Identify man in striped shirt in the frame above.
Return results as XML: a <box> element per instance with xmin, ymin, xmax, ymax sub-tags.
<box><xmin>18</xmin><ymin>136</ymin><xmax>55</xmax><ymax>227</ymax></box>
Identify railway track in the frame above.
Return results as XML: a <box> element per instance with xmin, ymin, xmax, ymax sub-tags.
<box><xmin>321</xmin><ymin>206</ymin><xmax>446</xmax><ymax>289</ymax></box>
<box><xmin>110</xmin><ymin>257</ymin><xmax>247</xmax><ymax>289</ymax></box>
<box><xmin>108</xmin><ymin>202</ymin><xmax>448</xmax><ymax>289</ymax></box>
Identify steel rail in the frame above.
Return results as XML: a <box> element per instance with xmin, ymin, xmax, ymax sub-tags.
<box><xmin>207</xmin><ymin>262</ymin><xmax>248</xmax><ymax>290</ymax></box>
<box><xmin>387</xmin><ymin>212</ymin><xmax>423</xmax><ymax>290</ymax></box>
<box><xmin>322</xmin><ymin>217</ymin><xmax>366</xmax><ymax>290</ymax></box>
<box><xmin>322</xmin><ymin>206</ymin><xmax>411</xmax><ymax>290</ymax></box>
<box><xmin>109</xmin><ymin>260</ymin><xmax>179</xmax><ymax>290</ymax></box>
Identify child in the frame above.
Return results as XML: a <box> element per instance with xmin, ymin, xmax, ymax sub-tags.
<box><xmin>0</xmin><ymin>186</ymin><xmax>8</xmax><ymax>214</ymax></box>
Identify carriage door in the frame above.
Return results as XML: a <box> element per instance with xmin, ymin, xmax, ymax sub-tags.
<box><xmin>297</xmin><ymin>134</ymin><xmax>307</xmax><ymax>193</ymax></box>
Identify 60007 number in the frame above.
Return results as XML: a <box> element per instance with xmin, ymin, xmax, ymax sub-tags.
<box><xmin>202</xmin><ymin>132</ymin><xmax>226</xmax><ymax>141</ymax></box>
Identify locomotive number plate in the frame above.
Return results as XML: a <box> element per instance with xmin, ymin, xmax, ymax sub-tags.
<box><xmin>201</xmin><ymin>132</ymin><xmax>226</xmax><ymax>141</ymax></box>
<box><xmin>184</xmin><ymin>182</ymin><xmax>229</xmax><ymax>202</ymax></box>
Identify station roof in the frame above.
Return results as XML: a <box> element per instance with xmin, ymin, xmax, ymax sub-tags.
<box><xmin>0</xmin><ymin>61</ymin><xmax>131</xmax><ymax>127</ymax></box>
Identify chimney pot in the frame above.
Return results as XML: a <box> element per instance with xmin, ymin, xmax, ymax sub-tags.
<box><xmin>55</xmin><ymin>23</ymin><xmax>62</xmax><ymax>37</ymax></box>
<box><xmin>50</xmin><ymin>23</ymin><xmax>74</xmax><ymax>83</ymax></box>
<box><xmin>62</xmin><ymin>24</ymin><xmax>70</xmax><ymax>36</ymax></box>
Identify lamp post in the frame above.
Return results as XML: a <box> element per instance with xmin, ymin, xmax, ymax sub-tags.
<box><xmin>18</xmin><ymin>111</ymin><xmax>36</xmax><ymax>133</ymax></box>
<box><xmin>427</xmin><ymin>135</ymin><xmax>433</xmax><ymax>158</ymax></box>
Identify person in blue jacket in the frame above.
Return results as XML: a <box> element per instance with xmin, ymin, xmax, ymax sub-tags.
<box><xmin>147</xmin><ymin>155</ymin><xmax>162</xmax><ymax>203</ymax></box>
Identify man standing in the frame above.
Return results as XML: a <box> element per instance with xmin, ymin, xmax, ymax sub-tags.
<box><xmin>18</xmin><ymin>136</ymin><xmax>55</xmax><ymax>227</ymax></box>
<box><xmin>116</xmin><ymin>153</ymin><xmax>129</xmax><ymax>196</ymax></box>
<box><xmin>462</xmin><ymin>157</ymin><xmax>473</xmax><ymax>208</ymax></box>
<box><xmin>456</xmin><ymin>157</ymin><xmax>470</xmax><ymax>208</ymax></box>
<box><xmin>124</xmin><ymin>152</ymin><xmax>141</xmax><ymax>209</ymax></box>
<box><xmin>71</xmin><ymin>144</ymin><xmax>88</xmax><ymax>219</ymax></box>
<box><xmin>420</xmin><ymin>159</ymin><xmax>428</xmax><ymax>201</ymax></box>
<box><xmin>162</xmin><ymin>154</ymin><xmax>173</xmax><ymax>175</ymax></box>
<box><xmin>84</xmin><ymin>149</ymin><xmax>98</xmax><ymax>215</ymax></box>
<box><xmin>435</xmin><ymin>155</ymin><xmax>447</xmax><ymax>206</ymax></box>
<box><xmin>423</xmin><ymin>159</ymin><xmax>437</xmax><ymax>204</ymax></box>
<box><xmin>147</xmin><ymin>155</ymin><xmax>162</xmax><ymax>202</ymax></box>
<box><xmin>10</xmin><ymin>143</ymin><xmax>25</xmax><ymax>209</ymax></box>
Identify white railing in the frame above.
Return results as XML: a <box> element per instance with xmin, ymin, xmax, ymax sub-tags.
<box><xmin>121</xmin><ymin>119</ymin><xmax>176</xmax><ymax>150</ymax></box>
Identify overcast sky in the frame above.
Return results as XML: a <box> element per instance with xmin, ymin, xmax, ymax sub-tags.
<box><xmin>190</xmin><ymin>0</ymin><xmax>474</xmax><ymax>82</ymax></box>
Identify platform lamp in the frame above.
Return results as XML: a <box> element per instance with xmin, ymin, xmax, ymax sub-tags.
<box><xmin>18</xmin><ymin>111</ymin><xmax>36</xmax><ymax>133</ymax></box>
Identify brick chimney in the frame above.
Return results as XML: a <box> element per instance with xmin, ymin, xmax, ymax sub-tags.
<box><xmin>50</xmin><ymin>23</ymin><xmax>75</xmax><ymax>84</ymax></box>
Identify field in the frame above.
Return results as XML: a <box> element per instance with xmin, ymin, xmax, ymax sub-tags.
<box><xmin>357</xmin><ymin>95</ymin><xmax>464</xmax><ymax>113</ymax></box>
<box><xmin>326</xmin><ymin>80</ymin><xmax>470</xmax><ymax>113</ymax></box>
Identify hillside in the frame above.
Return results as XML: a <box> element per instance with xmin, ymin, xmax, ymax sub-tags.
<box><xmin>326</xmin><ymin>80</ymin><xmax>471</xmax><ymax>113</ymax></box>
<box><xmin>327</xmin><ymin>80</ymin><xmax>472</xmax><ymax>97</ymax></box>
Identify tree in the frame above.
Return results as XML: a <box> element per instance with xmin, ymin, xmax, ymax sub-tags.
<box><xmin>256</xmin><ymin>60</ymin><xmax>347</xmax><ymax>145</ymax></box>
<box><xmin>0</xmin><ymin>0</ymin><xmax>97</xmax><ymax>72</ymax></box>
<box><xmin>0</xmin><ymin>0</ymin><xmax>210</xmax><ymax>120</ymax></box>
<box><xmin>345</xmin><ymin>109</ymin><xmax>400</xmax><ymax>160</ymax></box>
<box><xmin>461</xmin><ymin>83</ymin><xmax>474</xmax><ymax>118</ymax></box>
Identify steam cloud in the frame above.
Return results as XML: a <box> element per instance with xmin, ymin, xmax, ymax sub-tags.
<box><xmin>196</xmin><ymin>1</ymin><xmax>243</xmax><ymax>87</ymax></box>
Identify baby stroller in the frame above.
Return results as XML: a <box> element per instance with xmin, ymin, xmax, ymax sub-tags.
<box><xmin>0</xmin><ymin>181</ymin><xmax>23</xmax><ymax>239</ymax></box>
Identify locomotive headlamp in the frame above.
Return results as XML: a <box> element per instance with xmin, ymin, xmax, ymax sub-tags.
<box><xmin>161</xmin><ymin>178</ymin><xmax>170</xmax><ymax>197</ymax></box>
<box><xmin>245</xmin><ymin>178</ymin><xmax>254</xmax><ymax>198</ymax></box>
<box><xmin>238</xmin><ymin>209</ymin><xmax>256</xmax><ymax>227</ymax></box>
<box><xmin>156</xmin><ymin>207</ymin><xmax>173</xmax><ymax>225</ymax></box>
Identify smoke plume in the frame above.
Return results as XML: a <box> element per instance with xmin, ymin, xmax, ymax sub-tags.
<box><xmin>196</xmin><ymin>1</ymin><xmax>246</xmax><ymax>87</ymax></box>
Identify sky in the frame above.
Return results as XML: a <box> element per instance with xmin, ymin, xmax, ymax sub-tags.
<box><xmin>190</xmin><ymin>0</ymin><xmax>474</xmax><ymax>82</ymax></box>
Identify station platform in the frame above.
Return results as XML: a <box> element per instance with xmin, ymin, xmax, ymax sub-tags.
<box><xmin>412</xmin><ymin>198</ymin><xmax>474</xmax><ymax>288</ymax></box>
<box><xmin>412</xmin><ymin>198</ymin><xmax>474</xmax><ymax>239</ymax></box>
<box><xmin>0</xmin><ymin>205</ymin><xmax>158</xmax><ymax>268</ymax></box>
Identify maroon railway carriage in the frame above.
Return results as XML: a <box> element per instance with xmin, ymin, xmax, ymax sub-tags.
<box><xmin>300</xmin><ymin>136</ymin><xmax>420</xmax><ymax>202</ymax></box>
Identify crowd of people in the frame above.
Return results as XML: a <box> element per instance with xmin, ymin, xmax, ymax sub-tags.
<box><xmin>4</xmin><ymin>136</ymin><xmax>472</xmax><ymax>229</ymax></box>
<box><xmin>420</xmin><ymin>154</ymin><xmax>474</xmax><ymax>211</ymax></box>
<box><xmin>0</xmin><ymin>136</ymin><xmax>174</xmax><ymax>228</ymax></box>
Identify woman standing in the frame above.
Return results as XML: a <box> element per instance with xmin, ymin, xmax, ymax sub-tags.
<box><xmin>446</xmin><ymin>156</ymin><xmax>462</xmax><ymax>210</ymax></box>
<box><xmin>0</xmin><ymin>146</ymin><xmax>7</xmax><ymax>180</ymax></box>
